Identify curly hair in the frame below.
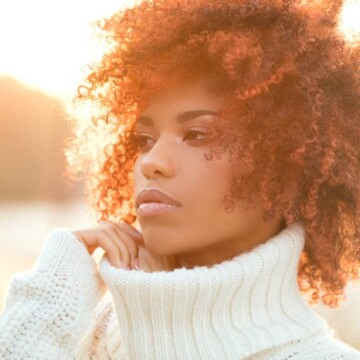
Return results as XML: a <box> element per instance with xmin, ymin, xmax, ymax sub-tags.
<box><xmin>64</xmin><ymin>0</ymin><xmax>360</xmax><ymax>308</ymax></box>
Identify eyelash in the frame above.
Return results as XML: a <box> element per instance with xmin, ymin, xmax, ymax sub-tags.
<box><xmin>131</xmin><ymin>127</ymin><xmax>215</xmax><ymax>151</ymax></box>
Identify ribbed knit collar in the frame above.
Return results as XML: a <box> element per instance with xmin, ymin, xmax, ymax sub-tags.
<box><xmin>99</xmin><ymin>221</ymin><xmax>329</xmax><ymax>359</ymax></box>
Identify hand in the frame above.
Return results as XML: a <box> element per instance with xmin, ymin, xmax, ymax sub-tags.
<box><xmin>70</xmin><ymin>221</ymin><xmax>144</xmax><ymax>269</ymax></box>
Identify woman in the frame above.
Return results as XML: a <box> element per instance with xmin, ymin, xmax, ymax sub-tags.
<box><xmin>1</xmin><ymin>0</ymin><xmax>360</xmax><ymax>358</ymax></box>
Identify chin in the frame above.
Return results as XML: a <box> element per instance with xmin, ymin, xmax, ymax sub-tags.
<box><xmin>142</xmin><ymin>232</ymin><xmax>181</xmax><ymax>256</ymax></box>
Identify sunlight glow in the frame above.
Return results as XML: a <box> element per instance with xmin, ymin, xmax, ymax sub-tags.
<box><xmin>0</xmin><ymin>0</ymin><xmax>135</xmax><ymax>100</ymax></box>
<box><xmin>339</xmin><ymin>1</ymin><xmax>360</xmax><ymax>42</ymax></box>
<box><xmin>0</xmin><ymin>0</ymin><xmax>358</xmax><ymax>100</ymax></box>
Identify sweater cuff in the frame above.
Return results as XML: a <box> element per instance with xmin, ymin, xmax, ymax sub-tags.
<box><xmin>33</xmin><ymin>228</ymin><xmax>107</xmax><ymax>307</ymax></box>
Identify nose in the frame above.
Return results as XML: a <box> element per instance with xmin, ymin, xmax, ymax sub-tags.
<box><xmin>139</xmin><ymin>134</ymin><xmax>175</xmax><ymax>179</ymax></box>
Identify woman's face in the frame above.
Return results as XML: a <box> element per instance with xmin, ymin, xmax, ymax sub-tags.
<box><xmin>133</xmin><ymin>77</ymin><xmax>285</xmax><ymax>267</ymax></box>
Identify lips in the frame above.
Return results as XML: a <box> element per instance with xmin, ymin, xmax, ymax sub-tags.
<box><xmin>135</xmin><ymin>188</ymin><xmax>181</xmax><ymax>208</ymax></box>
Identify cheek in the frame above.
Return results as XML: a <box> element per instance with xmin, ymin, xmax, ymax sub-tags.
<box><xmin>133</xmin><ymin>160</ymin><xmax>143</xmax><ymax>189</ymax></box>
<box><xmin>185</xmin><ymin>158</ymin><xmax>232</xmax><ymax>214</ymax></box>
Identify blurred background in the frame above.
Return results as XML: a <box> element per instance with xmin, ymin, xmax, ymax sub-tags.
<box><xmin>0</xmin><ymin>0</ymin><xmax>360</xmax><ymax>351</ymax></box>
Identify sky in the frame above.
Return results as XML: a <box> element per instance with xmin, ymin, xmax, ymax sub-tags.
<box><xmin>0</xmin><ymin>0</ymin><xmax>135</xmax><ymax>100</ymax></box>
<box><xmin>0</xmin><ymin>0</ymin><xmax>359</xmax><ymax>101</ymax></box>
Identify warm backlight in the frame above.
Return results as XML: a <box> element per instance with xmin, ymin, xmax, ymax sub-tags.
<box><xmin>0</xmin><ymin>0</ymin><xmax>358</xmax><ymax>100</ymax></box>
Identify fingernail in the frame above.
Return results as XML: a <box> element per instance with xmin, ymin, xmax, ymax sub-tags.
<box><xmin>134</xmin><ymin>258</ymin><xmax>140</xmax><ymax>270</ymax></box>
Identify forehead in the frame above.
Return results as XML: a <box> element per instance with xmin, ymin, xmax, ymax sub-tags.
<box><xmin>138</xmin><ymin>77</ymin><xmax>227</xmax><ymax>119</ymax></box>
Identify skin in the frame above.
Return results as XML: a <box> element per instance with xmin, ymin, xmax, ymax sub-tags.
<box><xmin>133</xmin><ymin>76</ymin><xmax>286</xmax><ymax>269</ymax></box>
<box><xmin>71</xmin><ymin>75</ymin><xmax>286</xmax><ymax>272</ymax></box>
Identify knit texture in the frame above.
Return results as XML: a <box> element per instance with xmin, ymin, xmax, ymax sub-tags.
<box><xmin>0</xmin><ymin>221</ymin><xmax>359</xmax><ymax>359</ymax></box>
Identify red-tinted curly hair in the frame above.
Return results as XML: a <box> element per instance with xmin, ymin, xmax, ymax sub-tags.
<box><xmin>64</xmin><ymin>0</ymin><xmax>360</xmax><ymax>308</ymax></box>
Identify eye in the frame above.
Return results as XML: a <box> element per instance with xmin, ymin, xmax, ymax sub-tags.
<box><xmin>183</xmin><ymin>127</ymin><xmax>215</xmax><ymax>141</ymax></box>
<box><xmin>131</xmin><ymin>133</ymin><xmax>155</xmax><ymax>149</ymax></box>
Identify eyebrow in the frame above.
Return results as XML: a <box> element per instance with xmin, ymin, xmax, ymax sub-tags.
<box><xmin>136</xmin><ymin>109</ymin><xmax>219</xmax><ymax>126</ymax></box>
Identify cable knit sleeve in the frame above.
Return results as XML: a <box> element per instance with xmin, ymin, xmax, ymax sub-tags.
<box><xmin>0</xmin><ymin>228</ymin><xmax>110</xmax><ymax>360</ymax></box>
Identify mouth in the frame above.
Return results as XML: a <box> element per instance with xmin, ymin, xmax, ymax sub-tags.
<box><xmin>137</xmin><ymin>203</ymin><xmax>178</xmax><ymax>216</ymax></box>
<box><xmin>135</xmin><ymin>187</ymin><xmax>181</xmax><ymax>217</ymax></box>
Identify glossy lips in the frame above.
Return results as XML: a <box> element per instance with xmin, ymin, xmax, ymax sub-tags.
<box><xmin>136</xmin><ymin>188</ymin><xmax>181</xmax><ymax>217</ymax></box>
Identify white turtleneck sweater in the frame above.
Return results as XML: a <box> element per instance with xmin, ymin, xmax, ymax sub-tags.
<box><xmin>0</xmin><ymin>221</ymin><xmax>359</xmax><ymax>359</ymax></box>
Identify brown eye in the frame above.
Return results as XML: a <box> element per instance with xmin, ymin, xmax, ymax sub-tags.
<box><xmin>184</xmin><ymin>127</ymin><xmax>215</xmax><ymax>141</ymax></box>
<box><xmin>132</xmin><ymin>133</ymin><xmax>154</xmax><ymax>150</ymax></box>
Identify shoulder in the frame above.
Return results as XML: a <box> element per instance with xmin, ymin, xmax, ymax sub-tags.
<box><xmin>315</xmin><ymin>337</ymin><xmax>360</xmax><ymax>359</ymax></box>
<box><xmin>252</xmin><ymin>330</ymin><xmax>360</xmax><ymax>360</ymax></box>
<box><xmin>284</xmin><ymin>330</ymin><xmax>360</xmax><ymax>359</ymax></box>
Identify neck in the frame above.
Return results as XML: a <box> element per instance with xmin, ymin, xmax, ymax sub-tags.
<box><xmin>99</xmin><ymin>221</ymin><xmax>329</xmax><ymax>359</ymax></box>
<box><xmin>175</xmin><ymin>217</ymin><xmax>287</xmax><ymax>269</ymax></box>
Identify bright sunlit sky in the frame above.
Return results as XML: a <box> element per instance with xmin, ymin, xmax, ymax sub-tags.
<box><xmin>0</xmin><ymin>0</ymin><xmax>359</xmax><ymax>101</ymax></box>
<box><xmin>0</xmin><ymin>0</ymin><xmax>135</xmax><ymax>100</ymax></box>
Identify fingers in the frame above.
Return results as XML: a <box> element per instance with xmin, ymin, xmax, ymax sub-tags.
<box><xmin>118</xmin><ymin>222</ymin><xmax>145</xmax><ymax>246</ymax></box>
<box><xmin>71</xmin><ymin>221</ymin><xmax>144</xmax><ymax>270</ymax></box>
<box><xmin>98</xmin><ymin>231</ymin><xmax>123</xmax><ymax>269</ymax></box>
<box><xmin>112</xmin><ymin>225</ymin><xmax>140</xmax><ymax>269</ymax></box>
<box><xmin>100</xmin><ymin>225</ymin><xmax>132</xmax><ymax>269</ymax></box>
<box><xmin>98</xmin><ymin>221</ymin><xmax>143</xmax><ymax>269</ymax></box>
